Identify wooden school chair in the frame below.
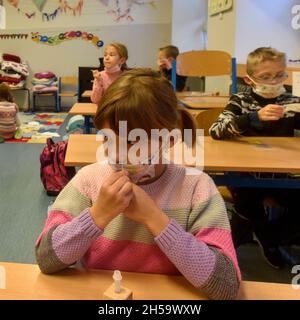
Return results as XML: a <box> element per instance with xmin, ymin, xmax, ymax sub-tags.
<box><xmin>32</xmin><ymin>89</ymin><xmax>59</xmax><ymax>112</ymax></box>
<box><xmin>172</xmin><ymin>50</ymin><xmax>237</xmax><ymax>95</ymax></box>
<box><xmin>58</xmin><ymin>76</ymin><xmax>78</xmax><ymax>110</ymax></box>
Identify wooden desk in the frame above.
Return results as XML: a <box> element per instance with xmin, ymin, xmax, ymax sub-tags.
<box><xmin>203</xmin><ymin>136</ymin><xmax>300</xmax><ymax>173</ymax></box>
<box><xmin>69</xmin><ymin>102</ymin><xmax>97</xmax><ymax>116</ymax></box>
<box><xmin>65</xmin><ymin>135</ymin><xmax>300</xmax><ymax>173</ymax></box>
<box><xmin>0</xmin><ymin>262</ymin><xmax>298</xmax><ymax>300</ymax></box>
<box><xmin>82</xmin><ymin>90</ymin><xmax>92</xmax><ymax>98</ymax></box>
<box><xmin>176</xmin><ymin>91</ymin><xmax>222</xmax><ymax>98</ymax></box>
<box><xmin>69</xmin><ymin>103</ymin><xmax>97</xmax><ymax>134</ymax></box>
<box><xmin>178</xmin><ymin>96</ymin><xmax>229</xmax><ymax>110</ymax></box>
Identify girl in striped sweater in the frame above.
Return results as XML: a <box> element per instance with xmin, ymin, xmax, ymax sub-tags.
<box><xmin>36</xmin><ymin>69</ymin><xmax>240</xmax><ymax>300</ymax></box>
<box><xmin>0</xmin><ymin>83</ymin><xmax>21</xmax><ymax>140</ymax></box>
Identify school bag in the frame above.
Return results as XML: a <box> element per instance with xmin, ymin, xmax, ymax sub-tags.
<box><xmin>40</xmin><ymin>138</ymin><xmax>76</xmax><ymax>196</ymax></box>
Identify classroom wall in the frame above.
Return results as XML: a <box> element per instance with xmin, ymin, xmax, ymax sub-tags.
<box><xmin>171</xmin><ymin>0</ymin><xmax>207</xmax><ymax>52</ymax></box>
<box><xmin>171</xmin><ymin>0</ymin><xmax>208</xmax><ymax>91</ymax></box>
<box><xmin>206</xmin><ymin>0</ymin><xmax>236</xmax><ymax>94</ymax></box>
<box><xmin>0</xmin><ymin>0</ymin><xmax>171</xmax><ymax>109</ymax></box>
<box><xmin>206</xmin><ymin>0</ymin><xmax>300</xmax><ymax>94</ymax></box>
<box><xmin>235</xmin><ymin>0</ymin><xmax>300</xmax><ymax>63</ymax></box>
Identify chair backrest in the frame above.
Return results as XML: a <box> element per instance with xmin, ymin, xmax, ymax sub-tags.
<box><xmin>172</xmin><ymin>50</ymin><xmax>237</xmax><ymax>94</ymax></box>
<box><xmin>58</xmin><ymin>76</ymin><xmax>78</xmax><ymax>96</ymax></box>
<box><xmin>190</xmin><ymin>108</ymin><xmax>223</xmax><ymax>136</ymax></box>
<box><xmin>60</xmin><ymin>76</ymin><xmax>78</xmax><ymax>86</ymax></box>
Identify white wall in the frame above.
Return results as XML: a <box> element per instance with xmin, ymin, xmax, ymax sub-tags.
<box><xmin>206</xmin><ymin>0</ymin><xmax>236</xmax><ymax>94</ymax></box>
<box><xmin>0</xmin><ymin>0</ymin><xmax>172</xmax><ymax>109</ymax></box>
<box><xmin>172</xmin><ymin>0</ymin><xmax>207</xmax><ymax>52</ymax></box>
<box><xmin>235</xmin><ymin>0</ymin><xmax>300</xmax><ymax>63</ymax></box>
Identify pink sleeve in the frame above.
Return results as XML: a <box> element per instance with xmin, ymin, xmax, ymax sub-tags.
<box><xmin>91</xmin><ymin>79</ymin><xmax>104</xmax><ymax>104</ymax></box>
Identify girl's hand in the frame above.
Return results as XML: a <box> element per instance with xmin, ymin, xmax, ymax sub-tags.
<box><xmin>92</xmin><ymin>70</ymin><xmax>103</xmax><ymax>84</ymax></box>
<box><xmin>258</xmin><ymin>104</ymin><xmax>284</xmax><ymax>121</ymax></box>
<box><xmin>123</xmin><ymin>184</ymin><xmax>170</xmax><ymax>236</ymax></box>
<box><xmin>90</xmin><ymin>171</ymin><xmax>133</xmax><ymax>229</ymax></box>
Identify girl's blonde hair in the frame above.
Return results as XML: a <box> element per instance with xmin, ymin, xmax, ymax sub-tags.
<box><xmin>94</xmin><ymin>68</ymin><xmax>196</xmax><ymax>145</ymax></box>
<box><xmin>247</xmin><ymin>47</ymin><xmax>286</xmax><ymax>76</ymax></box>
<box><xmin>0</xmin><ymin>83</ymin><xmax>14</xmax><ymax>102</ymax></box>
<box><xmin>107</xmin><ymin>42</ymin><xmax>129</xmax><ymax>70</ymax></box>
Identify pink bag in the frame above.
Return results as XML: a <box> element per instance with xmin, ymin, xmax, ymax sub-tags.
<box><xmin>40</xmin><ymin>138</ymin><xmax>76</xmax><ymax>196</ymax></box>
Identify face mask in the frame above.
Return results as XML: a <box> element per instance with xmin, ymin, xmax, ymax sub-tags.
<box><xmin>105</xmin><ymin>65</ymin><xmax>122</xmax><ymax>74</ymax></box>
<box><xmin>109</xmin><ymin>162</ymin><xmax>156</xmax><ymax>184</ymax></box>
<box><xmin>108</xmin><ymin>146</ymin><xmax>162</xmax><ymax>184</ymax></box>
<box><xmin>248</xmin><ymin>76</ymin><xmax>286</xmax><ymax>98</ymax></box>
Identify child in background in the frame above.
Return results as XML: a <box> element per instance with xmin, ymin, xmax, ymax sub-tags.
<box><xmin>91</xmin><ymin>42</ymin><xmax>128</xmax><ymax>105</ymax></box>
<box><xmin>157</xmin><ymin>45</ymin><xmax>187</xmax><ymax>92</ymax></box>
<box><xmin>0</xmin><ymin>83</ymin><xmax>21</xmax><ymax>141</ymax></box>
<box><xmin>209</xmin><ymin>47</ymin><xmax>300</xmax><ymax>268</ymax></box>
<box><xmin>35</xmin><ymin>69</ymin><xmax>240</xmax><ymax>300</ymax></box>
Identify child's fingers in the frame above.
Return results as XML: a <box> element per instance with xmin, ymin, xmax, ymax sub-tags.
<box><xmin>105</xmin><ymin>170</ymin><xmax>128</xmax><ymax>186</ymax></box>
<box><xmin>119</xmin><ymin>181</ymin><xmax>133</xmax><ymax>197</ymax></box>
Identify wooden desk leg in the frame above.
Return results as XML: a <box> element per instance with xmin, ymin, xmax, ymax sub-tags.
<box><xmin>84</xmin><ymin>115</ymin><xmax>91</xmax><ymax>134</ymax></box>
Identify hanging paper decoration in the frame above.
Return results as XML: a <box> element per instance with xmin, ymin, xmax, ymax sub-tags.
<box><xmin>42</xmin><ymin>7</ymin><xmax>61</xmax><ymax>21</ymax></box>
<box><xmin>0</xmin><ymin>33</ymin><xmax>28</xmax><ymax>39</ymax></box>
<box><xmin>99</xmin><ymin>0</ymin><xmax>156</xmax><ymax>22</ymax></box>
<box><xmin>7</xmin><ymin>0</ymin><xmax>36</xmax><ymax>18</ymax></box>
<box><xmin>31</xmin><ymin>31</ymin><xmax>104</xmax><ymax>48</ymax></box>
<box><xmin>59</xmin><ymin>0</ymin><xmax>84</xmax><ymax>16</ymax></box>
<box><xmin>31</xmin><ymin>0</ymin><xmax>47</xmax><ymax>12</ymax></box>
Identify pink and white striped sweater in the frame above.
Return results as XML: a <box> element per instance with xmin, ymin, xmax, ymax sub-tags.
<box><xmin>0</xmin><ymin>101</ymin><xmax>20</xmax><ymax>139</ymax></box>
<box><xmin>36</xmin><ymin>163</ymin><xmax>241</xmax><ymax>300</ymax></box>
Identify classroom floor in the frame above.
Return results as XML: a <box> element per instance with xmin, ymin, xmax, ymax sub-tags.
<box><xmin>0</xmin><ymin>122</ymin><xmax>299</xmax><ymax>284</ymax></box>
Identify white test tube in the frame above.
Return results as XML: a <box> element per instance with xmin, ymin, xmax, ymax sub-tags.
<box><xmin>113</xmin><ymin>270</ymin><xmax>122</xmax><ymax>293</ymax></box>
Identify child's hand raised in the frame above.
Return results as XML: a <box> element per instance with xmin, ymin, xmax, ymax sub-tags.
<box><xmin>92</xmin><ymin>69</ymin><xmax>103</xmax><ymax>84</ymax></box>
<box><xmin>258</xmin><ymin>104</ymin><xmax>284</xmax><ymax>121</ymax></box>
<box><xmin>90</xmin><ymin>171</ymin><xmax>133</xmax><ymax>229</ymax></box>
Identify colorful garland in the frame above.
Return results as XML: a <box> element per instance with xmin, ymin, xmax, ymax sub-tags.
<box><xmin>31</xmin><ymin>31</ymin><xmax>104</xmax><ymax>48</ymax></box>
<box><xmin>0</xmin><ymin>33</ymin><xmax>28</xmax><ymax>39</ymax></box>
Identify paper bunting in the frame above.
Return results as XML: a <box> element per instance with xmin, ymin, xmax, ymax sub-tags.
<box><xmin>7</xmin><ymin>0</ymin><xmax>36</xmax><ymax>18</ymax></box>
<box><xmin>42</xmin><ymin>7</ymin><xmax>61</xmax><ymax>21</ymax></box>
<box><xmin>7</xmin><ymin>0</ymin><xmax>18</xmax><ymax>8</ymax></box>
<box><xmin>31</xmin><ymin>31</ymin><xmax>104</xmax><ymax>48</ymax></box>
<box><xmin>32</xmin><ymin>0</ymin><xmax>47</xmax><ymax>12</ymax></box>
<box><xmin>100</xmin><ymin>0</ymin><xmax>157</xmax><ymax>21</ymax></box>
<box><xmin>0</xmin><ymin>33</ymin><xmax>28</xmax><ymax>39</ymax></box>
<box><xmin>99</xmin><ymin>0</ymin><xmax>156</xmax><ymax>22</ymax></box>
<box><xmin>59</xmin><ymin>0</ymin><xmax>84</xmax><ymax>16</ymax></box>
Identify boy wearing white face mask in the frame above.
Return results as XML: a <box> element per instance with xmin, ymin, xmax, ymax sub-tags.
<box><xmin>209</xmin><ymin>47</ymin><xmax>300</xmax><ymax>269</ymax></box>
<box><xmin>91</xmin><ymin>42</ymin><xmax>128</xmax><ymax>105</ymax></box>
<box><xmin>209</xmin><ymin>47</ymin><xmax>300</xmax><ymax>139</ymax></box>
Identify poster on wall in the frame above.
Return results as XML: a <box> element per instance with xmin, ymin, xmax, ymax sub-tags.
<box><xmin>0</xmin><ymin>1</ymin><xmax>6</xmax><ymax>29</ymax></box>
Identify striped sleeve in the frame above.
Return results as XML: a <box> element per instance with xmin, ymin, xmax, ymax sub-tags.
<box><xmin>209</xmin><ymin>95</ymin><xmax>251</xmax><ymax>140</ymax></box>
<box><xmin>155</xmin><ymin>174</ymin><xmax>240</xmax><ymax>300</ymax></box>
<box><xmin>35</xmin><ymin>168</ymin><xmax>99</xmax><ymax>274</ymax></box>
